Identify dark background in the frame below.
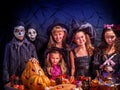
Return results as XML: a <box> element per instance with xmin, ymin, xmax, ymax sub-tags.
<box><xmin>1</xmin><ymin>0</ymin><xmax>120</xmax><ymax>89</ymax></box>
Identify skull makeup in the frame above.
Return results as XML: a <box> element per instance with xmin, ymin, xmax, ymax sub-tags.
<box><xmin>27</xmin><ymin>28</ymin><xmax>37</xmax><ymax>41</ymax></box>
<box><xmin>14</xmin><ymin>26</ymin><xmax>25</xmax><ymax>40</ymax></box>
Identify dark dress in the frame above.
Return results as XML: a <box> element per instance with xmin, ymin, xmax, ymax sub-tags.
<box><xmin>72</xmin><ymin>50</ymin><xmax>92</xmax><ymax>78</ymax></box>
<box><xmin>92</xmin><ymin>48</ymin><xmax>120</xmax><ymax>82</ymax></box>
<box><xmin>30</xmin><ymin>36</ymin><xmax>48</xmax><ymax>68</ymax></box>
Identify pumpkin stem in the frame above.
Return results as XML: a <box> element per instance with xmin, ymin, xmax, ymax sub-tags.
<box><xmin>33</xmin><ymin>63</ymin><xmax>39</xmax><ymax>74</ymax></box>
<box><xmin>38</xmin><ymin>70</ymin><xmax>41</xmax><ymax>75</ymax></box>
<box><xmin>33</xmin><ymin>63</ymin><xmax>41</xmax><ymax>75</ymax></box>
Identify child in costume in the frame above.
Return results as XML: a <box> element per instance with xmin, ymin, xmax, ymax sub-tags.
<box><xmin>45</xmin><ymin>23</ymin><xmax>71</xmax><ymax>76</ymax></box>
<box><xmin>70</xmin><ymin>28</ymin><xmax>94</xmax><ymax>79</ymax></box>
<box><xmin>26</xmin><ymin>23</ymin><xmax>48</xmax><ymax>67</ymax></box>
<box><xmin>92</xmin><ymin>24</ymin><xmax>120</xmax><ymax>83</ymax></box>
<box><xmin>44</xmin><ymin>48</ymin><xmax>67</xmax><ymax>81</ymax></box>
<box><xmin>3</xmin><ymin>21</ymin><xmax>38</xmax><ymax>85</ymax></box>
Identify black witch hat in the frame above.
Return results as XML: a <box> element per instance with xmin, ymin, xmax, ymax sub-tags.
<box><xmin>47</xmin><ymin>23</ymin><xmax>69</xmax><ymax>36</ymax></box>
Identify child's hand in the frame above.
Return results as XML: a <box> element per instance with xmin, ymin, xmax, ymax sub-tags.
<box><xmin>50</xmin><ymin>79</ymin><xmax>56</xmax><ymax>86</ymax></box>
<box><xmin>62</xmin><ymin>78</ymin><xmax>70</xmax><ymax>84</ymax></box>
<box><xmin>105</xmin><ymin>66</ymin><xmax>113</xmax><ymax>72</ymax></box>
<box><xmin>29</xmin><ymin>57</ymin><xmax>39</xmax><ymax>63</ymax></box>
<box><xmin>69</xmin><ymin>76</ymin><xmax>75</xmax><ymax>84</ymax></box>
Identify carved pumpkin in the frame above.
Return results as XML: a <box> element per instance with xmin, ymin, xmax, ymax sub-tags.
<box><xmin>28</xmin><ymin>74</ymin><xmax>51</xmax><ymax>90</ymax></box>
<box><xmin>21</xmin><ymin>58</ymin><xmax>45</xmax><ymax>88</ymax></box>
<box><xmin>41</xmin><ymin>75</ymin><xmax>51</xmax><ymax>86</ymax></box>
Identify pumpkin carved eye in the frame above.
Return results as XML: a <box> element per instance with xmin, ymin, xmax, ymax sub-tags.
<box><xmin>32</xmin><ymin>69</ymin><xmax>35</xmax><ymax>72</ymax></box>
<box><xmin>25</xmin><ymin>76</ymin><xmax>29</xmax><ymax>80</ymax></box>
<box><xmin>30</xmin><ymin>83</ymin><xmax>32</xmax><ymax>85</ymax></box>
<box><xmin>37</xmin><ymin>83</ymin><xmax>42</xmax><ymax>85</ymax></box>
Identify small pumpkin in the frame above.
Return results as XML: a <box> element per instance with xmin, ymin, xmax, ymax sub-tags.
<box><xmin>91</xmin><ymin>79</ymin><xmax>99</xmax><ymax>87</ymax></box>
<box><xmin>28</xmin><ymin>74</ymin><xmax>51</xmax><ymax>90</ymax></box>
<box><xmin>56</xmin><ymin>74</ymin><xmax>70</xmax><ymax>84</ymax></box>
<box><xmin>13</xmin><ymin>84</ymin><xmax>24</xmax><ymax>90</ymax></box>
<box><xmin>21</xmin><ymin>58</ymin><xmax>45</xmax><ymax>87</ymax></box>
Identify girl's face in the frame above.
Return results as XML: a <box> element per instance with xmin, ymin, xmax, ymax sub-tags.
<box><xmin>52</xmin><ymin>31</ymin><xmax>65</xmax><ymax>43</ymax></box>
<box><xmin>74</xmin><ymin>31</ymin><xmax>86</xmax><ymax>46</ymax></box>
<box><xmin>27</xmin><ymin>28</ymin><xmax>37</xmax><ymax>41</ymax></box>
<box><xmin>49</xmin><ymin>53</ymin><xmax>61</xmax><ymax>66</ymax></box>
<box><xmin>104</xmin><ymin>30</ymin><xmax>116</xmax><ymax>46</ymax></box>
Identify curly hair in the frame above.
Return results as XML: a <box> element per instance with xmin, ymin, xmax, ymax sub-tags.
<box><xmin>45</xmin><ymin>49</ymin><xmax>67</xmax><ymax>75</ymax></box>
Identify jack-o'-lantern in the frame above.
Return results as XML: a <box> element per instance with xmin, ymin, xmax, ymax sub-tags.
<box><xmin>21</xmin><ymin>58</ymin><xmax>45</xmax><ymax>88</ymax></box>
<box><xmin>28</xmin><ymin>74</ymin><xmax>51</xmax><ymax>90</ymax></box>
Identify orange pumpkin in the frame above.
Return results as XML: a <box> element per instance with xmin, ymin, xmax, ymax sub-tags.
<box><xmin>91</xmin><ymin>79</ymin><xmax>100</xmax><ymax>87</ymax></box>
<box><xmin>28</xmin><ymin>74</ymin><xmax>51</xmax><ymax>90</ymax></box>
<box><xmin>41</xmin><ymin>75</ymin><xmax>51</xmax><ymax>86</ymax></box>
<box><xmin>21</xmin><ymin>58</ymin><xmax>45</xmax><ymax>88</ymax></box>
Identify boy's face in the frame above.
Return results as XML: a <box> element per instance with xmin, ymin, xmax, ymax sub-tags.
<box><xmin>27</xmin><ymin>28</ymin><xmax>37</xmax><ymax>41</ymax></box>
<box><xmin>14</xmin><ymin>26</ymin><xmax>25</xmax><ymax>40</ymax></box>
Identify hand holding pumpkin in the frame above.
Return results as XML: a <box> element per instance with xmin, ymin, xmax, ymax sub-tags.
<box><xmin>29</xmin><ymin>57</ymin><xmax>39</xmax><ymax>64</ymax></box>
<box><xmin>50</xmin><ymin>79</ymin><xmax>56</xmax><ymax>86</ymax></box>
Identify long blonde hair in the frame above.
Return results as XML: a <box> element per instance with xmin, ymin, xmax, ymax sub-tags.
<box><xmin>45</xmin><ymin>49</ymin><xmax>67</xmax><ymax>75</ymax></box>
<box><xmin>85</xmin><ymin>33</ymin><xmax>94</xmax><ymax>56</ymax></box>
<box><xmin>47</xmin><ymin>25</ymin><xmax>67</xmax><ymax>48</ymax></box>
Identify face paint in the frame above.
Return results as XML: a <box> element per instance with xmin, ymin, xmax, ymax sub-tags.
<box><xmin>27</xmin><ymin>28</ymin><xmax>37</xmax><ymax>41</ymax></box>
<box><xmin>14</xmin><ymin>26</ymin><xmax>25</xmax><ymax>40</ymax></box>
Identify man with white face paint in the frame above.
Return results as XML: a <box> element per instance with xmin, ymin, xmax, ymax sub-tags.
<box><xmin>26</xmin><ymin>23</ymin><xmax>48</xmax><ymax>67</ymax></box>
<box><xmin>3</xmin><ymin>21</ymin><xmax>38</xmax><ymax>85</ymax></box>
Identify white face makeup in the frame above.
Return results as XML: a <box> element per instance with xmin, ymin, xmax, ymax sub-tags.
<box><xmin>14</xmin><ymin>26</ymin><xmax>25</xmax><ymax>40</ymax></box>
<box><xmin>27</xmin><ymin>28</ymin><xmax>37</xmax><ymax>41</ymax></box>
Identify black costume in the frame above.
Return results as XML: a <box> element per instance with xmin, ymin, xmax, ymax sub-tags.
<box><xmin>92</xmin><ymin>48</ymin><xmax>120</xmax><ymax>82</ymax></box>
<box><xmin>72</xmin><ymin>50</ymin><xmax>93</xmax><ymax>78</ymax></box>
